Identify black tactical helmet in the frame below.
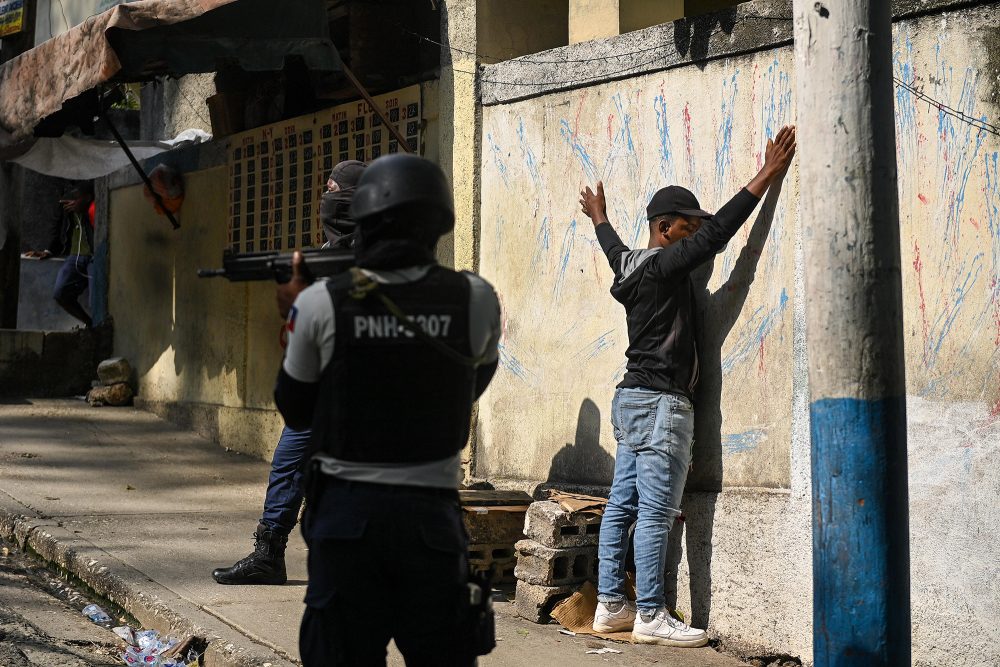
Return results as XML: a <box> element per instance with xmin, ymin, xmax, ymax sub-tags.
<box><xmin>350</xmin><ymin>154</ymin><xmax>455</xmax><ymax>231</ymax></box>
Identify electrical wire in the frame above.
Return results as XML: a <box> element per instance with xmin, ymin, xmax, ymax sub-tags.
<box><xmin>70</xmin><ymin>210</ymin><xmax>90</xmax><ymax>279</ymax></box>
<box><xmin>400</xmin><ymin>14</ymin><xmax>792</xmax><ymax>67</ymax></box>
<box><xmin>467</xmin><ymin>48</ymin><xmax>692</xmax><ymax>87</ymax></box>
<box><xmin>893</xmin><ymin>76</ymin><xmax>1000</xmax><ymax>137</ymax></box>
<box><xmin>55</xmin><ymin>0</ymin><xmax>70</xmax><ymax>34</ymax></box>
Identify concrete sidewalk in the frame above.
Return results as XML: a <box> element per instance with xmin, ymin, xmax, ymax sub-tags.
<box><xmin>0</xmin><ymin>399</ymin><xmax>745</xmax><ymax>667</ymax></box>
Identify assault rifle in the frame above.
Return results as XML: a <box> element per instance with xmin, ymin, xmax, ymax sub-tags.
<box><xmin>197</xmin><ymin>248</ymin><xmax>354</xmax><ymax>283</ymax></box>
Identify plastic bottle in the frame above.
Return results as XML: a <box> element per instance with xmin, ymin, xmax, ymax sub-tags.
<box><xmin>81</xmin><ymin>604</ymin><xmax>112</xmax><ymax>624</ymax></box>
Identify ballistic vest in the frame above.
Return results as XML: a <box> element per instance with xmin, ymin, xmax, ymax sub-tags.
<box><xmin>313</xmin><ymin>266</ymin><xmax>476</xmax><ymax>464</ymax></box>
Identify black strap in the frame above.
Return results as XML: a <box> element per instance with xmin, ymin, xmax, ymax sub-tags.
<box><xmin>348</xmin><ymin>268</ymin><xmax>486</xmax><ymax>369</ymax></box>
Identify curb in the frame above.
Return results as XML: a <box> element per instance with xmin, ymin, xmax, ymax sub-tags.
<box><xmin>0</xmin><ymin>495</ymin><xmax>298</xmax><ymax>667</ymax></box>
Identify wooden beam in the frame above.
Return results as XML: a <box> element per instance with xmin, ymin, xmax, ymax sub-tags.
<box><xmin>340</xmin><ymin>63</ymin><xmax>414</xmax><ymax>153</ymax></box>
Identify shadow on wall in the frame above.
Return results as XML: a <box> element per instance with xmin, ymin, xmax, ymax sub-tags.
<box><xmin>664</xmin><ymin>171</ymin><xmax>788</xmax><ymax>627</ymax></box>
<box><xmin>673</xmin><ymin>7</ymin><xmax>738</xmax><ymax>71</ymax></box>
<box><xmin>112</xmin><ymin>162</ymin><xmax>264</xmax><ymax>416</ymax></box>
<box><xmin>543</xmin><ymin>398</ymin><xmax>615</xmax><ymax>490</ymax></box>
<box><xmin>124</xmin><ymin>221</ymin><xmax>177</xmax><ymax>389</ymax></box>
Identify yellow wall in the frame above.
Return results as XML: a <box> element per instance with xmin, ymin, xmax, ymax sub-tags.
<box><xmin>439</xmin><ymin>0</ymin><xmax>480</xmax><ymax>272</ymax></box>
<box><xmin>620</xmin><ymin>0</ymin><xmax>684</xmax><ymax>34</ymax></box>
<box><xmin>567</xmin><ymin>0</ymin><xmax>733</xmax><ymax>45</ymax></box>
<box><xmin>477</xmin><ymin>0</ymin><xmax>568</xmax><ymax>63</ymax></box>
<box><xmin>569</xmin><ymin>0</ymin><xmax>620</xmax><ymax>44</ymax></box>
<box><xmin>109</xmin><ymin>167</ymin><xmax>287</xmax><ymax>458</ymax></box>
<box><xmin>109</xmin><ymin>80</ymin><xmax>448</xmax><ymax>460</ymax></box>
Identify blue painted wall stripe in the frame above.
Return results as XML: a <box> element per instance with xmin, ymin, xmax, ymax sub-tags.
<box><xmin>811</xmin><ymin>397</ymin><xmax>910</xmax><ymax>667</ymax></box>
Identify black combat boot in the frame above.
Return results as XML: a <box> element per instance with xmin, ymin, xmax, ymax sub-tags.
<box><xmin>212</xmin><ymin>524</ymin><xmax>288</xmax><ymax>585</ymax></box>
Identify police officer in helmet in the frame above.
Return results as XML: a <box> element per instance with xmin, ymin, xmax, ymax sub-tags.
<box><xmin>275</xmin><ymin>154</ymin><xmax>501</xmax><ymax>666</ymax></box>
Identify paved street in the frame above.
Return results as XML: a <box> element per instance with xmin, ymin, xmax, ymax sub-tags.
<box><xmin>0</xmin><ymin>541</ymin><xmax>122</xmax><ymax>666</ymax></box>
<box><xmin>0</xmin><ymin>399</ymin><xmax>745</xmax><ymax>666</ymax></box>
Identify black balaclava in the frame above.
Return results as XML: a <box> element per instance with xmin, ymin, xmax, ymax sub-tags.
<box><xmin>321</xmin><ymin>160</ymin><xmax>367</xmax><ymax>246</ymax></box>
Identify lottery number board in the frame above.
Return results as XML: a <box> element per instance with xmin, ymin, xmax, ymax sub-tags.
<box><xmin>227</xmin><ymin>85</ymin><xmax>421</xmax><ymax>254</ymax></box>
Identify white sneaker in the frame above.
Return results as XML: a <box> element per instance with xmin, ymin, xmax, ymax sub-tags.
<box><xmin>593</xmin><ymin>599</ymin><xmax>637</xmax><ymax>632</ymax></box>
<box><xmin>632</xmin><ymin>608</ymin><xmax>708</xmax><ymax>647</ymax></box>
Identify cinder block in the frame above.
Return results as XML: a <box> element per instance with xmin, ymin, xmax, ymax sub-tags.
<box><xmin>468</xmin><ymin>543</ymin><xmax>517</xmax><ymax>584</ymax></box>
<box><xmin>523</xmin><ymin>501</ymin><xmax>602</xmax><ymax>548</ymax></box>
<box><xmin>514</xmin><ymin>579</ymin><xmax>575</xmax><ymax>624</ymax></box>
<box><xmin>514</xmin><ymin>539</ymin><xmax>598</xmax><ymax>586</ymax></box>
<box><xmin>462</xmin><ymin>507</ymin><xmax>525</xmax><ymax>545</ymax></box>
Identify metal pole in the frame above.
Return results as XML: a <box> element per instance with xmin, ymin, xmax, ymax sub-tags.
<box><xmin>101</xmin><ymin>112</ymin><xmax>181</xmax><ymax>230</ymax></box>
<box><xmin>340</xmin><ymin>64</ymin><xmax>414</xmax><ymax>153</ymax></box>
<box><xmin>792</xmin><ymin>2</ymin><xmax>910</xmax><ymax>665</ymax></box>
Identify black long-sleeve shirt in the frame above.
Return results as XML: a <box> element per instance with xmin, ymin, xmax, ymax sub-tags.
<box><xmin>595</xmin><ymin>188</ymin><xmax>760</xmax><ymax>399</ymax></box>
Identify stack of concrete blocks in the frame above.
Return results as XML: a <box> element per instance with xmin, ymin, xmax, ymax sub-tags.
<box><xmin>87</xmin><ymin>357</ymin><xmax>135</xmax><ymax>406</ymax></box>
<box><xmin>460</xmin><ymin>490</ymin><xmax>532</xmax><ymax>585</ymax></box>
<box><xmin>514</xmin><ymin>500</ymin><xmax>602</xmax><ymax>623</ymax></box>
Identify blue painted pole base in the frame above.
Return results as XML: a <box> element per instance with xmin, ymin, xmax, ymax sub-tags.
<box><xmin>811</xmin><ymin>396</ymin><xmax>910</xmax><ymax>667</ymax></box>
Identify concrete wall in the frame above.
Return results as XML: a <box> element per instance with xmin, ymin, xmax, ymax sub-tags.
<box><xmin>893</xmin><ymin>14</ymin><xmax>1000</xmax><ymax>665</ymax></box>
<box><xmin>475</xmin><ymin>3</ymin><xmax>1000</xmax><ymax>665</ymax></box>
<box><xmin>479</xmin><ymin>48</ymin><xmax>798</xmax><ymax>491</ymax></box>
<box><xmin>157</xmin><ymin>75</ymin><xmax>215</xmax><ymax>140</ymax></box>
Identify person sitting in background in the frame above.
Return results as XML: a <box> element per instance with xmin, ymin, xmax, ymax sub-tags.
<box><xmin>320</xmin><ymin>160</ymin><xmax>366</xmax><ymax>249</ymax></box>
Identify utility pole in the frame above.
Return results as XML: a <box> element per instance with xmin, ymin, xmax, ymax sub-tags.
<box><xmin>793</xmin><ymin>2</ymin><xmax>910</xmax><ymax>665</ymax></box>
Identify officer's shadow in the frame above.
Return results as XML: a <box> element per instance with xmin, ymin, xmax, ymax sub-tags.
<box><xmin>663</xmin><ymin>172</ymin><xmax>788</xmax><ymax>628</ymax></box>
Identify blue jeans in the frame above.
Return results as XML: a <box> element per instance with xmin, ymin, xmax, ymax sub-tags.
<box><xmin>260</xmin><ymin>426</ymin><xmax>312</xmax><ymax>536</ymax></box>
<box><xmin>53</xmin><ymin>254</ymin><xmax>91</xmax><ymax>303</ymax></box>
<box><xmin>597</xmin><ymin>387</ymin><xmax>694</xmax><ymax>612</ymax></box>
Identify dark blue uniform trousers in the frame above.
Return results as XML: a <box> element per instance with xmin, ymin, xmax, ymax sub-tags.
<box><xmin>299</xmin><ymin>476</ymin><xmax>474</xmax><ymax>666</ymax></box>
<box><xmin>260</xmin><ymin>426</ymin><xmax>312</xmax><ymax>536</ymax></box>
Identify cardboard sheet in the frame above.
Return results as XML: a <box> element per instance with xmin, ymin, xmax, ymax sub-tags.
<box><xmin>550</xmin><ymin>580</ymin><xmax>636</xmax><ymax>643</ymax></box>
<box><xmin>546</xmin><ymin>490</ymin><xmax>608</xmax><ymax>516</ymax></box>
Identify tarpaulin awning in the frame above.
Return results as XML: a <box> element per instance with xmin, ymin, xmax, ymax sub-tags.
<box><xmin>9</xmin><ymin>129</ymin><xmax>211</xmax><ymax>180</ymax></box>
<box><xmin>10</xmin><ymin>134</ymin><xmax>170</xmax><ymax>179</ymax></box>
<box><xmin>0</xmin><ymin>0</ymin><xmax>341</xmax><ymax>145</ymax></box>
